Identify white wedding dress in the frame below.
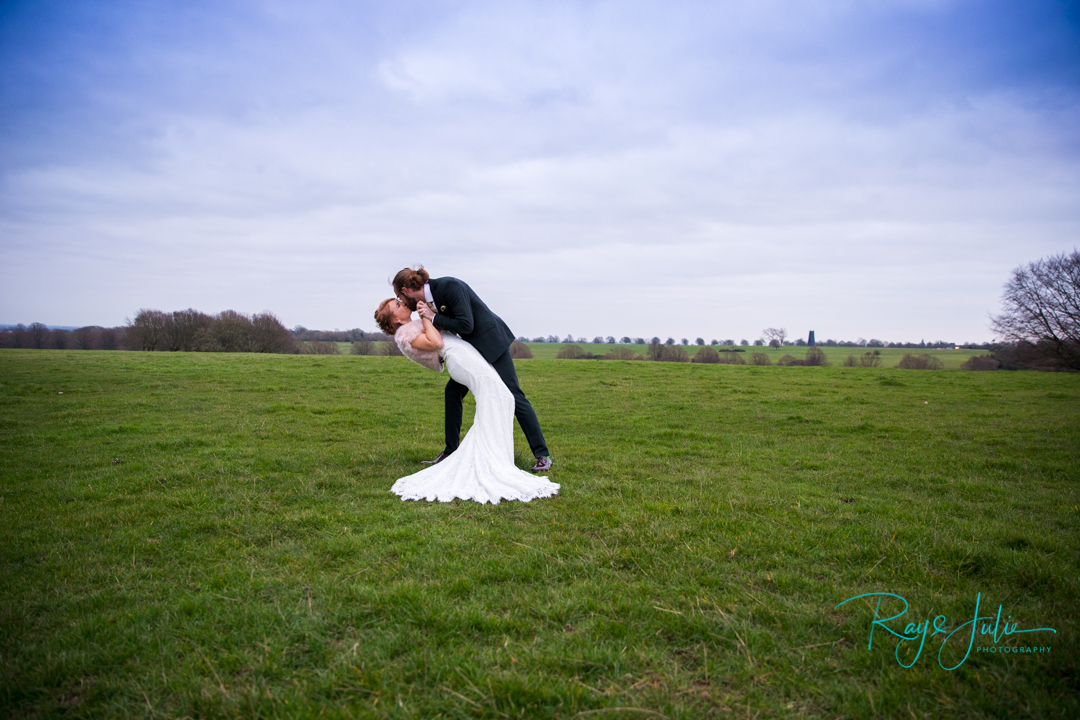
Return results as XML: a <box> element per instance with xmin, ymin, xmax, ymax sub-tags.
<box><xmin>391</xmin><ymin>324</ymin><xmax>559</xmax><ymax>505</ymax></box>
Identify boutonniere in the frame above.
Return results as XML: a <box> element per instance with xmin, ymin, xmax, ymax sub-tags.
<box><xmin>440</xmin><ymin>305</ymin><xmax>446</xmax><ymax>312</ymax></box>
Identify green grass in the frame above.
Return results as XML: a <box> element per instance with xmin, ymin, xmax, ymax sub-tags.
<box><xmin>1</xmin><ymin>350</ymin><xmax>1077</xmax><ymax>719</ymax></box>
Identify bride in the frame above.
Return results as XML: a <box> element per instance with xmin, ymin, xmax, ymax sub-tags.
<box><xmin>374</xmin><ymin>298</ymin><xmax>560</xmax><ymax>505</ymax></box>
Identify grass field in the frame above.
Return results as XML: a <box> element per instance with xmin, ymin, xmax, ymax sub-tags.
<box><xmin>1</xmin><ymin>350</ymin><xmax>1077</xmax><ymax>718</ymax></box>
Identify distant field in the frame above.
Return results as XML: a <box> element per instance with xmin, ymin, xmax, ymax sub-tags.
<box><xmin>518</xmin><ymin>342</ymin><xmax>987</xmax><ymax>368</ymax></box>
<box><xmin>1</xmin><ymin>350</ymin><xmax>1076</xmax><ymax>718</ymax></box>
<box><xmin>334</xmin><ymin>340</ymin><xmax>989</xmax><ymax>369</ymax></box>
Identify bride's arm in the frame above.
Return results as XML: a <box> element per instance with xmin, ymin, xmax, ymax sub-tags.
<box><xmin>410</xmin><ymin>316</ymin><xmax>443</xmax><ymax>352</ymax></box>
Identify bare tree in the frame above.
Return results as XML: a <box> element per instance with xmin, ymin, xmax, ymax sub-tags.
<box><xmin>210</xmin><ymin>310</ymin><xmax>255</xmax><ymax>352</ymax></box>
<box><xmin>692</xmin><ymin>346</ymin><xmax>720</xmax><ymax>363</ymax></box>
<box><xmin>73</xmin><ymin>326</ymin><xmax>98</xmax><ymax>350</ymax></box>
<box><xmin>250</xmin><ymin>312</ymin><xmax>294</xmax><ymax>353</ymax></box>
<box><xmin>100</xmin><ymin>328</ymin><xmax>120</xmax><ymax>350</ymax></box>
<box><xmin>659</xmin><ymin>345</ymin><xmax>690</xmax><ymax>362</ymax></box>
<box><xmin>991</xmin><ymin>249</ymin><xmax>1079</xmax><ymax>370</ymax></box>
<box><xmin>28</xmin><ymin>322</ymin><xmax>49</xmax><ymax>349</ymax></box>
<box><xmin>306</xmin><ymin>340</ymin><xmax>342</xmax><ymax>355</ymax></box>
<box><xmin>762</xmin><ymin>327</ymin><xmax>787</xmax><ymax>347</ymax></box>
<box><xmin>50</xmin><ymin>329</ymin><xmax>69</xmax><ymax>349</ymax></box>
<box><xmin>127</xmin><ymin>310</ymin><xmax>169</xmax><ymax>350</ymax></box>
<box><xmin>351</xmin><ymin>339</ymin><xmax>376</xmax><ymax>355</ymax></box>
<box><xmin>166</xmin><ymin>309</ymin><xmax>213</xmax><ymax>351</ymax></box>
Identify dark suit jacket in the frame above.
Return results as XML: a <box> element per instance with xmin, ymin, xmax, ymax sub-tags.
<box><xmin>429</xmin><ymin>277</ymin><xmax>515</xmax><ymax>364</ymax></box>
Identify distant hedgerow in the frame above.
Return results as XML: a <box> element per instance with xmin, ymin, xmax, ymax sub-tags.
<box><xmin>803</xmin><ymin>347</ymin><xmax>829</xmax><ymax>366</ymax></box>
<box><xmin>715</xmin><ymin>351</ymin><xmax>746</xmax><ymax>365</ymax></box>
<box><xmin>691</xmin><ymin>346</ymin><xmax>721</xmax><ymax>364</ymax></box>
<box><xmin>556</xmin><ymin>344</ymin><xmax>589</xmax><ymax>359</ymax></box>
<box><xmin>896</xmin><ymin>353</ymin><xmax>944</xmax><ymax>370</ymax></box>
<box><xmin>775</xmin><ymin>347</ymin><xmax>828</xmax><ymax>367</ymax></box>
<box><xmin>510</xmin><ymin>341</ymin><xmax>534</xmax><ymax>359</ymax></box>
<box><xmin>658</xmin><ymin>345</ymin><xmax>690</xmax><ymax>362</ymax></box>
<box><xmin>961</xmin><ymin>355</ymin><xmax>1000</xmax><ymax>371</ymax></box>
<box><xmin>604</xmin><ymin>347</ymin><xmax>638</xmax><ymax>361</ymax></box>
<box><xmin>843</xmin><ymin>350</ymin><xmax>882</xmax><ymax>367</ymax></box>
<box><xmin>301</xmin><ymin>340</ymin><xmax>341</xmax><ymax>355</ymax></box>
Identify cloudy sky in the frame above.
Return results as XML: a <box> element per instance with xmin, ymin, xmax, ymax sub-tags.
<box><xmin>1</xmin><ymin>0</ymin><xmax>1078</xmax><ymax>343</ymax></box>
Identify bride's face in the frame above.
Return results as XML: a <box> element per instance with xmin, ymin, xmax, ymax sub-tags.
<box><xmin>390</xmin><ymin>298</ymin><xmax>413</xmax><ymax>328</ymax></box>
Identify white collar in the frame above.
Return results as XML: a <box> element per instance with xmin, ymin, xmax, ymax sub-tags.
<box><xmin>423</xmin><ymin>284</ymin><xmax>433</xmax><ymax>303</ymax></box>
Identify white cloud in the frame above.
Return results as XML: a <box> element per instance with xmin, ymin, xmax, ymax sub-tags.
<box><xmin>1</xmin><ymin>0</ymin><xmax>1077</xmax><ymax>342</ymax></box>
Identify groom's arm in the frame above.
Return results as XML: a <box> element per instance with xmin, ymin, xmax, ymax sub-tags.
<box><xmin>431</xmin><ymin>281</ymin><xmax>476</xmax><ymax>336</ymax></box>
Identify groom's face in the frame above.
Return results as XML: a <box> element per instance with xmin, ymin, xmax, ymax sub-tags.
<box><xmin>398</xmin><ymin>287</ymin><xmax>423</xmax><ymax>311</ymax></box>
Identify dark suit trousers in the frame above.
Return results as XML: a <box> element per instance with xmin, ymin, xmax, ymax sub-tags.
<box><xmin>444</xmin><ymin>348</ymin><xmax>549</xmax><ymax>458</ymax></box>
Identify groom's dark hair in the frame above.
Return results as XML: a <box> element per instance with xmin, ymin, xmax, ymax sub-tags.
<box><xmin>392</xmin><ymin>266</ymin><xmax>430</xmax><ymax>297</ymax></box>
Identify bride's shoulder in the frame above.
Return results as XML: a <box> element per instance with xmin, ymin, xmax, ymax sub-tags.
<box><xmin>394</xmin><ymin>319</ymin><xmax>424</xmax><ymax>344</ymax></box>
<box><xmin>394</xmin><ymin>320</ymin><xmax>443</xmax><ymax>372</ymax></box>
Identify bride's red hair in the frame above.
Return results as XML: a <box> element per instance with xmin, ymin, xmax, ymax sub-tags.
<box><xmin>374</xmin><ymin>298</ymin><xmax>400</xmax><ymax>335</ymax></box>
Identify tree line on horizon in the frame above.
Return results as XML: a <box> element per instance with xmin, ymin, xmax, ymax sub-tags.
<box><xmin>2</xmin><ymin>249</ymin><xmax>1074</xmax><ymax>369</ymax></box>
<box><xmin>1</xmin><ymin>318</ymin><xmax>976</xmax><ymax>354</ymax></box>
<box><xmin>553</xmin><ymin>340</ymin><xmax>976</xmax><ymax>370</ymax></box>
<box><xmin>519</xmin><ymin>333</ymin><xmax>984</xmax><ymax>350</ymax></box>
<box><xmin>0</xmin><ymin>322</ymin><xmax>125</xmax><ymax>351</ymax></box>
<box><xmin>0</xmin><ymin>310</ymin><xmax>390</xmax><ymax>354</ymax></box>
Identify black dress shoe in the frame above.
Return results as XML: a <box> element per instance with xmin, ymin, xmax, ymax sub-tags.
<box><xmin>531</xmin><ymin>456</ymin><xmax>553</xmax><ymax>472</ymax></box>
<box><xmin>420</xmin><ymin>451</ymin><xmax>452</xmax><ymax>465</ymax></box>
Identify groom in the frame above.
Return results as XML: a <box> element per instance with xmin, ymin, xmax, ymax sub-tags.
<box><xmin>393</xmin><ymin>267</ymin><xmax>553</xmax><ymax>472</ymax></box>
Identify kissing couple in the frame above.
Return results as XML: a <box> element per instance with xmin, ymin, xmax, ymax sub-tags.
<box><xmin>374</xmin><ymin>267</ymin><xmax>559</xmax><ymax>505</ymax></box>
